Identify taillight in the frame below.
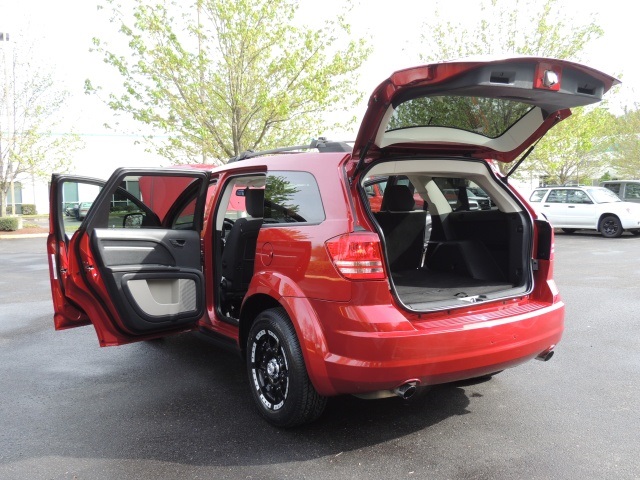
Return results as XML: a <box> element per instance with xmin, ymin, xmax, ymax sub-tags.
<box><xmin>325</xmin><ymin>232</ymin><xmax>386</xmax><ymax>280</ymax></box>
<box><xmin>534</xmin><ymin>219</ymin><xmax>553</xmax><ymax>260</ymax></box>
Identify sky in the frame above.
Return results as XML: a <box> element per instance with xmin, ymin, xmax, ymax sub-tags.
<box><xmin>0</xmin><ymin>0</ymin><xmax>637</xmax><ymax>179</ymax></box>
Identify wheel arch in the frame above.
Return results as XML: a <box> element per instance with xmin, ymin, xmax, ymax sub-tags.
<box><xmin>239</xmin><ymin>291</ymin><xmax>336</xmax><ymax>396</ymax></box>
<box><xmin>597</xmin><ymin>212</ymin><xmax>619</xmax><ymax>231</ymax></box>
<box><xmin>239</xmin><ymin>293</ymin><xmax>281</xmax><ymax>358</ymax></box>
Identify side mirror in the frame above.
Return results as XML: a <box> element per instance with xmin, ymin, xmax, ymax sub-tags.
<box><xmin>123</xmin><ymin>213</ymin><xmax>145</xmax><ymax>228</ymax></box>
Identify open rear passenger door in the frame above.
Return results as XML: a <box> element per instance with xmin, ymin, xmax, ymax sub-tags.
<box><xmin>47</xmin><ymin>168</ymin><xmax>211</xmax><ymax>346</ymax></box>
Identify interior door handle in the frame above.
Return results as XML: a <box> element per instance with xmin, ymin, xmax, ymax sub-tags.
<box><xmin>170</xmin><ymin>239</ymin><xmax>186</xmax><ymax>248</ymax></box>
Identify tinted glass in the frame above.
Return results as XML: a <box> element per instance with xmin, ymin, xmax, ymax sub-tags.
<box><xmin>624</xmin><ymin>183</ymin><xmax>640</xmax><ymax>200</ymax></box>
<box><xmin>387</xmin><ymin>96</ymin><xmax>532</xmax><ymax>138</ymax></box>
<box><xmin>602</xmin><ymin>183</ymin><xmax>620</xmax><ymax>195</ymax></box>
<box><xmin>265</xmin><ymin>172</ymin><xmax>324</xmax><ymax>224</ymax></box>
<box><xmin>433</xmin><ymin>178</ymin><xmax>494</xmax><ymax>211</ymax></box>
<box><xmin>566</xmin><ymin>190</ymin><xmax>592</xmax><ymax>204</ymax></box>
<box><xmin>546</xmin><ymin>190</ymin><xmax>567</xmax><ymax>203</ymax></box>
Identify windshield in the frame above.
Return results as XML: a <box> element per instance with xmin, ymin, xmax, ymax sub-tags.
<box><xmin>587</xmin><ymin>187</ymin><xmax>622</xmax><ymax>203</ymax></box>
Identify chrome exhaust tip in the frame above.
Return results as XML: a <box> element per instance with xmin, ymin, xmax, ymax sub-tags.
<box><xmin>393</xmin><ymin>381</ymin><xmax>419</xmax><ymax>400</ymax></box>
<box><xmin>536</xmin><ymin>346</ymin><xmax>555</xmax><ymax>362</ymax></box>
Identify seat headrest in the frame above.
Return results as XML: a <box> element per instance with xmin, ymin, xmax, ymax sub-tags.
<box><xmin>245</xmin><ymin>189</ymin><xmax>264</xmax><ymax>218</ymax></box>
<box><xmin>382</xmin><ymin>184</ymin><xmax>415</xmax><ymax>212</ymax></box>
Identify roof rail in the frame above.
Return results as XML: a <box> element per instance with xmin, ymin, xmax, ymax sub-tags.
<box><xmin>227</xmin><ymin>137</ymin><xmax>353</xmax><ymax>163</ymax></box>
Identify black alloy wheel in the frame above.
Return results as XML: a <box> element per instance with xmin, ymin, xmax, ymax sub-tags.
<box><xmin>600</xmin><ymin>215</ymin><xmax>623</xmax><ymax>238</ymax></box>
<box><xmin>247</xmin><ymin>308</ymin><xmax>326</xmax><ymax>427</ymax></box>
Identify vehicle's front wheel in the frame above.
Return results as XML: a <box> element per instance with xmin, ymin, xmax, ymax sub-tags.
<box><xmin>600</xmin><ymin>215</ymin><xmax>623</xmax><ymax>238</ymax></box>
<box><xmin>247</xmin><ymin>308</ymin><xmax>327</xmax><ymax>427</ymax></box>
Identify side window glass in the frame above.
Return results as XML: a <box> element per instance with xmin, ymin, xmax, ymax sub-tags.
<box><xmin>625</xmin><ymin>183</ymin><xmax>640</xmax><ymax>200</ymax></box>
<box><xmin>264</xmin><ymin>171</ymin><xmax>324</xmax><ymax>224</ymax></box>
<box><xmin>60</xmin><ymin>181</ymin><xmax>102</xmax><ymax>236</ymax></box>
<box><xmin>603</xmin><ymin>183</ymin><xmax>620</xmax><ymax>195</ymax></box>
<box><xmin>87</xmin><ymin>174</ymin><xmax>203</xmax><ymax>230</ymax></box>
<box><xmin>529</xmin><ymin>190</ymin><xmax>548</xmax><ymax>202</ymax></box>
<box><xmin>363</xmin><ymin>177</ymin><xmax>388</xmax><ymax>212</ymax></box>
<box><xmin>546</xmin><ymin>189</ymin><xmax>567</xmax><ymax>203</ymax></box>
<box><xmin>114</xmin><ymin>175</ymin><xmax>200</xmax><ymax>229</ymax></box>
<box><xmin>171</xmin><ymin>181</ymin><xmax>218</xmax><ymax>230</ymax></box>
<box><xmin>432</xmin><ymin>177</ymin><xmax>494</xmax><ymax>211</ymax></box>
<box><xmin>572</xmin><ymin>190</ymin><xmax>591</xmax><ymax>204</ymax></box>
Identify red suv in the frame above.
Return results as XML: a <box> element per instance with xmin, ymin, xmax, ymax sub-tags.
<box><xmin>47</xmin><ymin>57</ymin><xmax>617</xmax><ymax>427</ymax></box>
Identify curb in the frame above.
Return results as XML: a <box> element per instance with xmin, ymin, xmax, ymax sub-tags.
<box><xmin>0</xmin><ymin>233</ymin><xmax>48</xmax><ymax>239</ymax></box>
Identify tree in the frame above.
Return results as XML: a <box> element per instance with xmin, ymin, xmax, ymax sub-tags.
<box><xmin>414</xmin><ymin>0</ymin><xmax>609</xmax><ymax>177</ymax></box>
<box><xmin>0</xmin><ymin>39</ymin><xmax>80</xmax><ymax>217</ymax></box>
<box><xmin>524</xmin><ymin>106</ymin><xmax>617</xmax><ymax>185</ymax></box>
<box><xmin>610</xmin><ymin>108</ymin><xmax>640</xmax><ymax>178</ymax></box>
<box><xmin>88</xmin><ymin>0</ymin><xmax>371</xmax><ymax>165</ymax></box>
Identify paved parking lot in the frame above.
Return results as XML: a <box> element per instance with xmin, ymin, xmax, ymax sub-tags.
<box><xmin>1</xmin><ymin>234</ymin><xmax>639</xmax><ymax>479</ymax></box>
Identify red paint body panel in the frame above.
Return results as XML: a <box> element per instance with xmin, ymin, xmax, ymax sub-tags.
<box><xmin>50</xmin><ymin>58</ymin><xmax>609</xmax><ymax>411</ymax></box>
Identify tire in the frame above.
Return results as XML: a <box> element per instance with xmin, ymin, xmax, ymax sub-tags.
<box><xmin>561</xmin><ymin>228</ymin><xmax>577</xmax><ymax>234</ymax></box>
<box><xmin>600</xmin><ymin>215</ymin><xmax>623</xmax><ymax>238</ymax></box>
<box><xmin>247</xmin><ymin>308</ymin><xmax>327</xmax><ymax>427</ymax></box>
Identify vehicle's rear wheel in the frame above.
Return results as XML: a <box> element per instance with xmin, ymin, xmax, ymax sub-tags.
<box><xmin>247</xmin><ymin>308</ymin><xmax>327</xmax><ymax>427</ymax></box>
<box><xmin>600</xmin><ymin>215</ymin><xmax>623</xmax><ymax>238</ymax></box>
<box><xmin>561</xmin><ymin>228</ymin><xmax>577</xmax><ymax>234</ymax></box>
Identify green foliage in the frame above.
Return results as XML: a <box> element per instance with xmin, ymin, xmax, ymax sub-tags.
<box><xmin>519</xmin><ymin>106</ymin><xmax>618</xmax><ymax>185</ymax></box>
<box><xmin>0</xmin><ymin>217</ymin><xmax>19</xmax><ymax>231</ymax></box>
<box><xmin>416</xmin><ymin>0</ymin><xmax>609</xmax><ymax>177</ymax></box>
<box><xmin>88</xmin><ymin>0</ymin><xmax>371</xmax><ymax>164</ymax></box>
<box><xmin>20</xmin><ymin>204</ymin><xmax>37</xmax><ymax>215</ymax></box>
<box><xmin>389</xmin><ymin>96</ymin><xmax>530</xmax><ymax>138</ymax></box>
<box><xmin>610</xmin><ymin>108</ymin><xmax>640</xmax><ymax>178</ymax></box>
<box><xmin>419</xmin><ymin>0</ymin><xmax>603</xmax><ymax>63</ymax></box>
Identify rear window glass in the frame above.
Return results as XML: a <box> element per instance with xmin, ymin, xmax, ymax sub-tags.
<box><xmin>529</xmin><ymin>190</ymin><xmax>548</xmax><ymax>202</ymax></box>
<box><xmin>387</xmin><ymin>96</ymin><xmax>532</xmax><ymax>138</ymax></box>
<box><xmin>264</xmin><ymin>171</ymin><xmax>324</xmax><ymax>224</ymax></box>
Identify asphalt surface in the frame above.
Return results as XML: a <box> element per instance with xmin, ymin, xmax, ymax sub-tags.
<box><xmin>1</xmin><ymin>233</ymin><xmax>639</xmax><ymax>480</ymax></box>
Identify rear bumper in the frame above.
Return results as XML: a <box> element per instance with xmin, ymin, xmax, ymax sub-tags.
<box><xmin>308</xmin><ymin>299</ymin><xmax>564</xmax><ymax>396</ymax></box>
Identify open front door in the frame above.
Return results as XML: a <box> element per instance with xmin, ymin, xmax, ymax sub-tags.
<box><xmin>47</xmin><ymin>168</ymin><xmax>211</xmax><ymax>346</ymax></box>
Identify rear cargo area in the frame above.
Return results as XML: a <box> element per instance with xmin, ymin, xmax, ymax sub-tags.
<box><xmin>363</xmin><ymin>160</ymin><xmax>532</xmax><ymax>310</ymax></box>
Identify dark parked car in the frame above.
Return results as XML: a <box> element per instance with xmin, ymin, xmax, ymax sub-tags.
<box><xmin>601</xmin><ymin>180</ymin><xmax>640</xmax><ymax>204</ymax></box>
<box><xmin>47</xmin><ymin>57</ymin><xmax>617</xmax><ymax>427</ymax></box>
